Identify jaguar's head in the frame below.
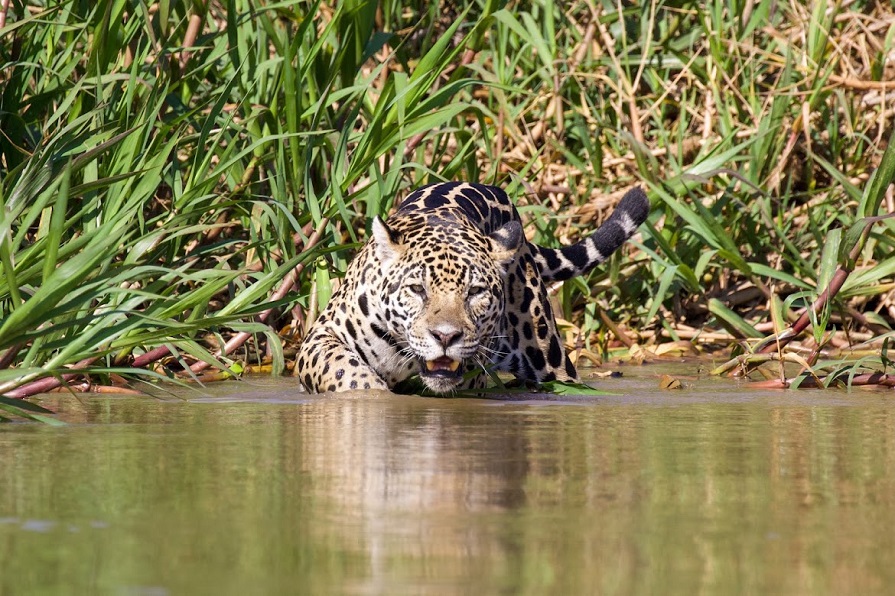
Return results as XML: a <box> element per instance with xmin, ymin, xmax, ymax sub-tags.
<box><xmin>372</xmin><ymin>215</ymin><xmax>522</xmax><ymax>393</ymax></box>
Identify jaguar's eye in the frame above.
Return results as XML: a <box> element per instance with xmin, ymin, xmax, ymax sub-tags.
<box><xmin>467</xmin><ymin>285</ymin><xmax>488</xmax><ymax>298</ymax></box>
<box><xmin>408</xmin><ymin>283</ymin><xmax>426</xmax><ymax>296</ymax></box>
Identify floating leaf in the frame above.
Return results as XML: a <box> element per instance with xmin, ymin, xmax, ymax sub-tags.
<box><xmin>539</xmin><ymin>381</ymin><xmax>614</xmax><ymax>396</ymax></box>
<box><xmin>659</xmin><ymin>374</ymin><xmax>683</xmax><ymax>390</ymax></box>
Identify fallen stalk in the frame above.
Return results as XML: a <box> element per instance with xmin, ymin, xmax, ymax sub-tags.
<box><xmin>2</xmin><ymin>358</ymin><xmax>99</xmax><ymax>399</ymax></box>
<box><xmin>710</xmin><ymin>351</ymin><xmax>812</xmax><ymax>377</ymax></box>
<box><xmin>749</xmin><ymin>372</ymin><xmax>895</xmax><ymax>389</ymax></box>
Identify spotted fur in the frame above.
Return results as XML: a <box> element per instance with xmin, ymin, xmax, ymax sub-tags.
<box><xmin>296</xmin><ymin>182</ymin><xmax>650</xmax><ymax>394</ymax></box>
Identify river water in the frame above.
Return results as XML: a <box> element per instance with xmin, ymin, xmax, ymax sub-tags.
<box><xmin>1</xmin><ymin>367</ymin><xmax>894</xmax><ymax>594</ymax></box>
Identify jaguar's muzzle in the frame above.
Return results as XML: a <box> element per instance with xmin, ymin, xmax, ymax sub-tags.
<box><xmin>420</xmin><ymin>356</ymin><xmax>462</xmax><ymax>378</ymax></box>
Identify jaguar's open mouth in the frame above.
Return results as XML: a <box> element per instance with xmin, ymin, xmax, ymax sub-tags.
<box><xmin>421</xmin><ymin>356</ymin><xmax>462</xmax><ymax>378</ymax></box>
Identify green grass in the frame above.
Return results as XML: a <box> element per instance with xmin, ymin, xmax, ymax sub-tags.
<box><xmin>2</xmin><ymin>0</ymin><xmax>895</xmax><ymax>417</ymax></box>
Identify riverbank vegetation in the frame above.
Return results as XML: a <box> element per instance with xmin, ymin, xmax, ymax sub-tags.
<box><xmin>2</xmin><ymin>0</ymin><xmax>895</xmax><ymax>418</ymax></box>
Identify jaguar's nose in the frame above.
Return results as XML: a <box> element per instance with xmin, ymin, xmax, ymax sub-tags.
<box><xmin>430</xmin><ymin>326</ymin><xmax>462</xmax><ymax>348</ymax></box>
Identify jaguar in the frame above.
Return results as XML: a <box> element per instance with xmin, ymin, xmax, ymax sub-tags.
<box><xmin>296</xmin><ymin>182</ymin><xmax>649</xmax><ymax>394</ymax></box>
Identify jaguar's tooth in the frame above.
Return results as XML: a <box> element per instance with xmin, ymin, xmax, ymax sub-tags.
<box><xmin>424</xmin><ymin>358</ymin><xmax>461</xmax><ymax>373</ymax></box>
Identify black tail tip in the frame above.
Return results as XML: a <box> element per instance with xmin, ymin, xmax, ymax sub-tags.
<box><xmin>616</xmin><ymin>187</ymin><xmax>650</xmax><ymax>225</ymax></box>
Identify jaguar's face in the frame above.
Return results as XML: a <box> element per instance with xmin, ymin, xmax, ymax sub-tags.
<box><xmin>372</xmin><ymin>216</ymin><xmax>522</xmax><ymax>393</ymax></box>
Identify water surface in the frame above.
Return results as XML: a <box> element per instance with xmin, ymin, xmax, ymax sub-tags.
<box><xmin>2</xmin><ymin>367</ymin><xmax>894</xmax><ymax>594</ymax></box>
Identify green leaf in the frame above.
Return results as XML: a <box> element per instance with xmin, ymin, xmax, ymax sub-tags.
<box><xmin>817</xmin><ymin>227</ymin><xmax>841</xmax><ymax>290</ymax></box>
<box><xmin>643</xmin><ymin>264</ymin><xmax>678</xmax><ymax>326</ymax></box>
<box><xmin>860</xmin><ymin>126</ymin><xmax>895</xmax><ymax>218</ymax></box>
<box><xmin>748</xmin><ymin>263</ymin><xmax>812</xmax><ymax>290</ymax></box>
<box><xmin>709</xmin><ymin>298</ymin><xmax>762</xmax><ymax>338</ymax></box>
<box><xmin>539</xmin><ymin>381</ymin><xmax>614</xmax><ymax>396</ymax></box>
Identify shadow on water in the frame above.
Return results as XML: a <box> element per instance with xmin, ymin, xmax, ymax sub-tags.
<box><xmin>1</xmin><ymin>364</ymin><xmax>894</xmax><ymax>594</ymax></box>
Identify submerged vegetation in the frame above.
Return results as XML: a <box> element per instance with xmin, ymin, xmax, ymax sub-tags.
<box><xmin>1</xmin><ymin>0</ymin><xmax>895</xmax><ymax>417</ymax></box>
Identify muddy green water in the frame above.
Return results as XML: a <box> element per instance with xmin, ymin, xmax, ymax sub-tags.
<box><xmin>2</xmin><ymin>368</ymin><xmax>895</xmax><ymax>595</ymax></box>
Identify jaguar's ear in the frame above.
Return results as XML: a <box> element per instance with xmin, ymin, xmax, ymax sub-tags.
<box><xmin>489</xmin><ymin>221</ymin><xmax>523</xmax><ymax>266</ymax></box>
<box><xmin>371</xmin><ymin>216</ymin><xmax>403</xmax><ymax>267</ymax></box>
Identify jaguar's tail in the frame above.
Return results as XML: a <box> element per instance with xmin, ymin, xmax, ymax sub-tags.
<box><xmin>533</xmin><ymin>187</ymin><xmax>650</xmax><ymax>282</ymax></box>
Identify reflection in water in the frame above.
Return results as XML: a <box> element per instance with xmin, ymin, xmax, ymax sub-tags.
<box><xmin>1</xmin><ymin>377</ymin><xmax>894</xmax><ymax>594</ymax></box>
